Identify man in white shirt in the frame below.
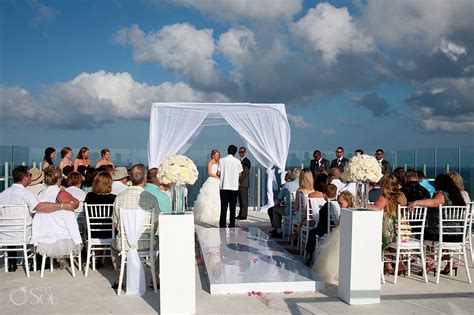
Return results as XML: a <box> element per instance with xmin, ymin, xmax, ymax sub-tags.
<box><xmin>217</xmin><ymin>145</ymin><xmax>243</xmax><ymax>228</ymax></box>
<box><xmin>0</xmin><ymin>166</ymin><xmax>75</xmax><ymax>271</ymax></box>
<box><xmin>111</xmin><ymin>167</ymin><xmax>129</xmax><ymax>195</ymax></box>
<box><xmin>329</xmin><ymin>167</ymin><xmax>345</xmax><ymax>195</ymax></box>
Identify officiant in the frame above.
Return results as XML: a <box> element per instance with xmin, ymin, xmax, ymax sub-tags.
<box><xmin>237</xmin><ymin>146</ymin><xmax>251</xmax><ymax>220</ymax></box>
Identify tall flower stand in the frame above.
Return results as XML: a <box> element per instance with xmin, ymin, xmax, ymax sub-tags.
<box><xmin>338</xmin><ymin>208</ymin><xmax>383</xmax><ymax>305</ymax></box>
<box><xmin>159</xmin><ymin>213</ymin><xmax>196</xmax><ymax>314</ymax></box>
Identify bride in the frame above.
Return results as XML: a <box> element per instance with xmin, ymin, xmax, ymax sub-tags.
<box><xmin>194</xmin><ymin>149</ymin><xmax>221</xmax><ymax>225</ymax></box>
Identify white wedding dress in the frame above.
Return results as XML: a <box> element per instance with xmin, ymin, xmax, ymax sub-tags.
<box><xmin>193</xmin><ymin>163</ymin><xmax>221</xmax><ymax>225</ymax></box>
<box><xmin>312</xmin><ymin>226</ymin><xmax>340</xmax><ymax>284</ymax></box>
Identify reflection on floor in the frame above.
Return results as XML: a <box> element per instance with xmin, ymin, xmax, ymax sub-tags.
<box><xmin>196</xmin><ymin>227</ymin><xmax>325</xmax><ymax>294</ymax></box>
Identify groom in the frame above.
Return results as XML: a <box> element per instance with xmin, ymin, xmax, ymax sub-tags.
<box><xmin>217</xmin><ymin>145</ymin><xmax>243</xmax><ymax>228</ymax></box>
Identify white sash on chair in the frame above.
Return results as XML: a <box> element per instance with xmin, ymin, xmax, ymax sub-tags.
<box><xmin>121</xmin><ymin>209</ymin><xmax>147</xmax><ymax>296</ymax></box>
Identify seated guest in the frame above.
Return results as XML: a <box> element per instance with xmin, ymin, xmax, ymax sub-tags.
<box><xmin>447</xmin><ymin>172</ymin><xmax>471</xmax><ymax>203</ymax></box>
<box><xmin>311</xmin><ymin>191</ymin><xmax>355</xmax><ymax>281</ymax></box>
<box><xmin>33</xmin><ymin>166</ymin><xmax>82</xmax><ymax>269</ymax></box>
<box><xmin>27</xmin><ymin>167</ymin><xmax>46</xmax><ymax>196</ymax></box>
<box><xmin>42</xmin><ymin>147</ymin><xmax>56</xmax><ymax>170</ymax></box>
<box><xmin>111</xmin><ymin>167</ymin><xmax>129</xmax><ymax>195</ymax></box>
<box><xmin>369</xmin><ymin>174</ymin><xmax>407</xmax><ymax>275</ymax></box>
<box><xmin>271</xmin><ymin>168</ymin><xmax>300</xmax><ymax>238</ymax></box>
<box><xmin>355</xmin><ymin>149</ymin><xmax>364</xmax><ymax>156</ymax></box>
<box><xmin>0</xmin><ymin>166</ymin><xmax>75</xmax><ymax>271</ymax></box>
<box><xmin>369</xmin><ymin>180</ymin><xmax>382</xmax><ymax>203</ymax></box>
<box><xmin>111</xmin><ymin>164</ymin><xmax>160</xmax><ymax>289</ymax></box>
<box><xmin>305</xmin><ymin>184</ymin><xmax>338</xmax><ymax>264</ymax></box>
<box><xmin>417</xmin><ymin>171</ymin><xmax>435</xmax><ymax>197</ymax></box>
<box><xmin>65</xmin><ymin>171</ymin><xmax>86</xmax><ymax>209</ymax></box>
<box><xmin>82</xmin><ymin>168</ymin><xmax>98</xmax><ymax>194</ymax></box>
<box><xmin>408</xmin><ymin>174</ymin><xmax>466</xmax><ymax>275</ymax></box>
<box><xmin>392</xmin><ymin>167</ymin><xmax>406</xmax><ymax>188</ymax></box>
<box><xmin>309</xmin><ymin>173</ymin><xmax>328</xmax><ymax>225</ymax></box>
<box><xmin>145</xmin><ymin>167</ymin><xmax>171</xmax><ymax>213</ymax></box>
<box><xmin>95</xmin><ymin>148</ymin><xmax>115</xmax><ymax>169</ymax></box>
<box><xmin>329</xmin><ymin>168</ymin><xmax>344</xmax><ymax>194</ymax></box>
<box><xmin>401</xmin><ymin>170</ymin><xmax>430</xmax><ymax>202</ymax></box>
<box><xmin>84</xmin><ymin>171</ymin><xmax>115</xmax><ymax>268</ymax></box>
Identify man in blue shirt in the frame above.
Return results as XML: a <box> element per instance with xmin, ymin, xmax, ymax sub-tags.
<box><xmin>144</xmin><ymin>168</ymin><xmax>171</xmax><ymax>214</ymax></box>
<box><xmin>417</xmin><ymin>171</ymin><xmax>436</xmax><ymax>197</ymax></box>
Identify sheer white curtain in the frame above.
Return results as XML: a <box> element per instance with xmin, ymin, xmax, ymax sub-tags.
<box><xmin>220</xmin><ymin>106</ymin><xmax>290</xmax><ymax>209</ymax></box>
<box><xmin>148</xmin><ymin>106</ymin><xmax>208</xmax><ymax>168</ymax></box>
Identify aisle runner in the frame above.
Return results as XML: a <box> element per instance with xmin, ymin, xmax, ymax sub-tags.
<box><xmin>196</xmin><ymin>227</ymin><xmax>325</xmax><ymax>294</ymax></box>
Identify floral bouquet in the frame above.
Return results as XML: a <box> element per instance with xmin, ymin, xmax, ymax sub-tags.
<box><xmin>342</xmin><ymin>154</ymin><xmax>383</xmax><ymax>183</ymax></box>
<box><xmin>157</xmin><ymin>155</ymin><xmax>199</xmax><ymax>185</ymax></box>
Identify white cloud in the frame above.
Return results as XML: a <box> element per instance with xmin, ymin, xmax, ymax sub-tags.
<box><xmin>115</xmin><ymin>23</ymin><xmax>218</xmax><ymax>86</ymax></box>
<box><xmin>170</xmin><ymin>0</ymin><xmax>302</xmax><ymax>22</ymax></box>
<box><xmin>218</xmin><ymin>27</ymin><xmax>256</xmax><ymax>66</ymax></box>
<box><xmin>0</xmin><ymin>71</ymin><xmax>228</xmax><ymax>128</ymax></box>
<box><xmin>29</xmin><ymin>0</ymin><xmax>60</xmax><ymax>26</ymax></box>
<box><xmin>437</xmin><ymin>38</ymin><xmax>466</xmax><ymax>62</ymax></box>
<box><xmin>321</xmin><ymin>128</ymin><xmax>336</xmax><ymax>136</ymax></box>
<box><xmin>292</xmin><ymin>3</ymin><xmax>375</xmax><ymax>64</ymax></box>
<box><xmin>287</xmin><ymin>114</ymin><xmax>311</xmax><ymax>129</ymax></box>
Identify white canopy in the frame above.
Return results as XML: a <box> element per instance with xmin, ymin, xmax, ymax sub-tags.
<box><xmin>148</xmin><ymin>102</ymin><xmax>291</xmax><ymax>209</ymax></box>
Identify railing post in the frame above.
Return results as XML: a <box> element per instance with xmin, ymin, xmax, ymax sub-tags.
<box><xmin>404</xmin><ymin>163</ymin><xmax>407</xmax><ymax>171</ymax></box>
<box><xmin>446</xmin><ymin>164</ymin><xmax>450</xmax><ymax>173</ymax></box>
<box><xmin>257</xmin><ymin>167</ymin><xmax>261</xmax><ymax>211</ymax></box>
<box><xmin>458</xmin><ymin>146</ymin><xmax>461</xmax><ymax>173</ymax></box>
<box><xmin>4</xmin><ymin>162</ymin><xmax>9</xmax><ymax>188</ymax></box>
<box><xmin>423</xmin><ymin>164</ymin><xmax>427</xmax><ymax>176</ymax></box>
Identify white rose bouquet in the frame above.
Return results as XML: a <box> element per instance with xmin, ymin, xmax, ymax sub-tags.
<box><xmin>157</xmin><ymin>155</ymin><xmax>199</xmax><ymax>185</ymax></box>
<box><xmin>342</xmin><ymin>154</ymin><xmax>383</xmax><ymax>183</ymax></box>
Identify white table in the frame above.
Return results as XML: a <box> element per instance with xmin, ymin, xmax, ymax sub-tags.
<box><xmin>338</xmin><ymin>208</ymin><xmax>383</xmax><ymax>305</ymax></box>
<box><xmin>159</xmin><ymin>213</ymin><xmax>196</xmax><ymax>314</ymax></box>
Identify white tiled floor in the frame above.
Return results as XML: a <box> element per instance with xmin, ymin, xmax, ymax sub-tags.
<box><xmin>196</xmin><ymin>226</ymin><xmax>325</xmax><ymax>294</ymax></box>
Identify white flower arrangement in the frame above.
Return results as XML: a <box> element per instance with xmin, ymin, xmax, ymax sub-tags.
<box><xmin>157</xmin><ymin>155</ymin><xmax>199</xmax><ymax>185</ymax></box>
<box><xmin>342</xmin><ymin>154</ymin><xmax>383</xmax><ymax>183</ymax></box>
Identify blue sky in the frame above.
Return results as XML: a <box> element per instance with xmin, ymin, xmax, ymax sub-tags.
<box><xmin>1</xmin><ymin>0</ymin><xmax>473</xmax><ymax>153</ymax></box>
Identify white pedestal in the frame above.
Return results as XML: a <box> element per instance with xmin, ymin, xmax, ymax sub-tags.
<box><xmin>338</xmin><ymin>208</ymin><xmax>383</xmax><ymax>305</ymax></box>
<box><xmin>159</xmin><ymin>213</ymin><xmax>196</xmax><ymax>314</ymax></box>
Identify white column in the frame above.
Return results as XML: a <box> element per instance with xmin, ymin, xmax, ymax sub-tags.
<box><xmin>159</xmin><ymin>213</ymin><xmax>196</xmax><ymax>314</ymax></box>
<box><xmin>338</xmin><ymin>208</ymin><xmax>383</xmax><ymax>305</ymax></box>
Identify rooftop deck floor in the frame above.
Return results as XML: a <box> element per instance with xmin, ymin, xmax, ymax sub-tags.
<box><xmin>1</xmin><ymin>211</ymin><xmax>473</xmax><ymax>314</ymax></box>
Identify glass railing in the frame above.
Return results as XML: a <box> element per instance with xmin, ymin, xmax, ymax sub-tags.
<box><xmin>1</xmin><ymin>146</ymin><xmax>473</xmax><ymax>206</ymax></box>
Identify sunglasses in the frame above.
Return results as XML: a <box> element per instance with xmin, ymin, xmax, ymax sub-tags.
<box><xmin>239</xmin><ymin>151</ymin><xmax>245</xmax><ymax>153</ymax></box>
<box><xmin>335</xmin><ymin>151</ymin><xmax>342</xmax><ymax>153</ymax></box>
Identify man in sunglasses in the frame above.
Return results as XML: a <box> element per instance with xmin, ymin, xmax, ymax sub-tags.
<box><xmin>330</xmin><ymin>146</ymin><xmax>348</xmax><ymax>171</ymax></box>
<box><xmin>375</xmin><ymin>149</ymin><xmax>391</xmax><ymax>174</ymax></box>
<box><xmin>237</xmin><ymin>147</ymin><xmax>251</xmax><ymax>220</ymax></box>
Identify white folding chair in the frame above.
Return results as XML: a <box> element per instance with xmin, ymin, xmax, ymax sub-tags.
<box><xmin>434</xmin><ymin>205</ymin><xmax>471</xmax><ymax>284</ymax></box>
<box><xmin>117</xmin><ymin>209</ymin><xmax>158</xmax><ymax>295</ymax></box>
<box><xmin>84</xmin><ymin>203</ymin><xmax>114</xmax><ymax>277</ymax></box>
<box><xmin>382</xmin><ymin>205</ymin><xmax>428</xmax><ymax>284</ymax></box>
<box><xmin>299</xmin><ymin>198</ymin><xmax>314</xmax><ymax>255</ymax></box>
<box><xmin>0</xmin><ymin>205</ymin><xmax>36</xmax><ymax>278</ymax></box>
<box><xmin>465</xmin><ymin>202</ymin><xmax>473</xmax><ymax>264</ymax></box>
<box><xmin>291</xmin><ymin>193</ymin><xmax>307</xmax><ymax>249</ymax></box>
<box><xmin>282</xmin><ymin>191</ymin><xmax>296</xmax><ymax>240</ymax></box>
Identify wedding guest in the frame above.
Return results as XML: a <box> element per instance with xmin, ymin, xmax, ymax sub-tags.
<box><xmin>289</xmin><ymin>169</ymin><xmax>315</xmax><ymax>242</ymax></box>
<box><xmin>42</xmin><ymin>147</ymin><xmax>56</xmax><ymax>170</ymax></box>
<box><xmin>82</xmin><ymin>168</ymin><xmax>98</xmax><ymax>194</ymax></box>
<box><xmin>73</xmin><ymin>147</ymin><xmax>91</xmax><ymax>177</ymax></box>
<box><xmin>408</xmin><ymin>174</ymin><xmax>466</xmax><ymax>275</ymax></box>
<box><xmin>329</xmin><ymin>168</ymin><xmax>344</xmax><ymax>194</ymax></box>
<box><xmin>237</xmin><ymin>146</ymin><xmax>251</xmax><ymax>220</ymax></box>
<box><xmin>271</xmin><ymin>168</ymin><xmax>301</xmax><ymax>238</ymax></box>
<box><xmin>375</xmin><ymin>149</ymin><xmax>391</xmax><ymax>174</ymax></box>
<box><xmin>305</xmin><ymin>184</ymin><xmax>339</xmax><ymax>264</ymax></box>
<box><xmin>447</xmin><ymin>172</ymin><xmax>471</xmax><ymax>203</ymax></box>
<box><xmin>111</xmin><ymin>164</ymin><xmax>160</xmax><ymax>289</ymax></box>
<box><xmin>308</xmin><ymin>173</ymin><xmax>328</xmax><ymax>227</ymax></box>
<box><xmin>59</xmin><ymin>147</ymin><xmax>73</xmax><ymax>171</ymax></box>
<box><xmin>330</xmin><ymin>147</ymin><xmax>348</xmax><ymax>171</ymax></box>
<box><xmin>65</xmin><ymin>172</ymin><xmax>86</xmax><ymax>206</ymax></box>
<box><xmin>84</xmin><ymin>171</ymin><xmax>116</xmax><ymax>269</ymax></box>
<box><xmin>95</xmin><ymin>149</ymin><xmax>115</xmax><ymax>169</ymax></box>
<box><xmin>355</xmin><ymin>149</ymin><xmax>364</xmax><ymax>156</ymax></box>
<box><xmin>111</xmin><ymin>167</ymin><xmax>129</xmax><ymax>195</ymax></box>
<box><xmin>145</xmin><ymin>167</ymin><xmax>171</xmax><ymax>213</ymax></box>
<box><xmin>392</xmin><ymin>167</ymin><xmax>406</xmax><ymax>187</ymax></box>
<box><xmin>310</xmin><ymin>150</ymin><xmax>330</xmax><ymax>175</ymax></box>
<box><xmin>27</xmin><ymin>167</ymin><xmax>46</xmax><ymax>196</ymax></box>
<box><xmin>0</xmin><ymin>166</ymin><xmax>75</xmax><ymax>271</ymax></box>
<box><xmin>311</xmin><ymin>191</ymin><xmax>354</xmax><ymax>281</ymax></box>
<box><xmin>401</xmin><ymin>170</ymin><xmax>430</xmax><ymax>202</ymax></box>
<box><xmin>417</xmin><ymin>171</ymin><xmax>436</xmax><ymax>197</ymax></box>
<box><xmin>34</xmin><ymin>166</ymin><xmax>82</xmax><ymax>269</ymax></box>
<box><xmin>369</xmin><ymin>174</ymin><xmax>407</xmax><ymax>275</ymax></box>
<box><xmin>369</xmin><ymin>180</ymin><xmax>382</xmax><ymax>203</ymax></box>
